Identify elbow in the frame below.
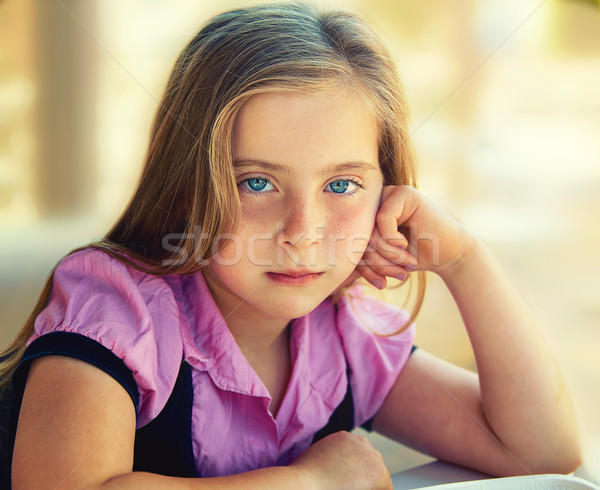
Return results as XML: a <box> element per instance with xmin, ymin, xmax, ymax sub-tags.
<box><xmin>547</xmin><ymin>432</ymin><xmax>584</xmax><ymax>475</ymax></box>
<box><xmin>499</xmin><ymin>431</ymin><xmax>584</xmax><ymax>476</ymax></box>
<box><xmin>549</xmin><ymin>450</ymin><xmax>583</xmax><ymax>475</ymax></box>
<box><xmin>533</xmin><ymin>457</ymin><xmax>582</xmax><ymax>476</ymax></box>
<box><xmin>561</xmin><ymin>444</ymin><xmax>584</xmax><ymax>474</ymax></box>
<box><xmin>520</xmin><ymin>418</ymin><xmax>584</xmax><ymax>476</ymax></box>
<box><xmin>523</xmin><ymin>444</ymin><xmax>584</xmax><ymax>476</ymax></box>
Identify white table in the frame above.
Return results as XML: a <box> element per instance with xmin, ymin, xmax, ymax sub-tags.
<box><xmin>391</xmin><ymin>461</ymin><xmax>600</xmax><ymax>489</ymax></box>
<box><xmin>391</xmin><ymin>461</ymin><xmax>489</xmax><ymax>489</ymax></box>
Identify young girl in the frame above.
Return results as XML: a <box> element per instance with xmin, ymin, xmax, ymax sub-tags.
<box><xmin>1</xmin><ymin>3</ymin><xmax>582</xmax><ymax>488</ymax></box>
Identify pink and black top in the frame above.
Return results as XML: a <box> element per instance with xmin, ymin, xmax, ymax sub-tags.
<box><xmin>11</xmin><ymin>248</ymin><xmax>416</xmax><ymax>477</ymax></box>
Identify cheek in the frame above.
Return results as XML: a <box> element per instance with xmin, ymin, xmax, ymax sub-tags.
<box><xmin>240</xmin><ymin>199</ymin><xmax>278</xmax><ymax>233</ymax></box>
<box><xmin>212</xmin><ymin>202</ymin><xmax>274</xmax><ymax>263</ymax></box>
<box><xmin>209</xmin><ymin>235</ymin><xmax>244</xmax><ymax>266</ymax></box>
<box><xmin>226</xmin><ymin>192</ymin><xmax>381</xmax><ymax>263</ymax></box>
<box><xmin>327</xmin><ymin>200</ymin><xmax>379</xmax><ymax>262</ymax></box>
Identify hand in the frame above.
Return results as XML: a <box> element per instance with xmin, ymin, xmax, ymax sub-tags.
<box><xmin>356</xmin><ymin>185</ymin><xmax>472</xmax><ymax>289</ymax></box>
<box><xmin>290</xmin><ymin>431</ymin><xmax>392</xmax><ymax>490</ymax></box>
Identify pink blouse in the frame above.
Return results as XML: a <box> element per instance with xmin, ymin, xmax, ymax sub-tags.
<box><xmin>26</xmin><ymin>248</ymin><xmax>415</xmax><ymax>477</ymax></box>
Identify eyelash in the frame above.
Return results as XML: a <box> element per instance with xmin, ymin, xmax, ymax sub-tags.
<box><xmin>236</xmin><ymin>175</ymin><xmax>365</xmax><ymax>197</ymax></box>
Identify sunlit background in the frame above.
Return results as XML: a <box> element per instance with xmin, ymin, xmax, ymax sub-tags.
<box><xmin>1</xmin><ymin>0</ymin><xmax>599</xmax><ymax>480</ymax></box>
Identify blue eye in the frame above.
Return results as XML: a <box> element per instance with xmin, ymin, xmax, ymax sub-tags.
<box><xmin>327</xmin><ymin>179</ymin><xmax>363</xmax><ymax>195</ymax></box>
<box><xmin>238</xmin><ymin>177</ymin><xmax>274</xmax><ymax>193</ymax></box>
<box><xmin>328</xmin><ymin>180</ymin><xmax>350</xmax><ymax>193</ymax></box>
<box><xmin>237</xmin><ymin>176</ymin><xmax>364</xmax><ymax>196</ymax></box>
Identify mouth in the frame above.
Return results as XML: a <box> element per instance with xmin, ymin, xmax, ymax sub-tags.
<box><xmin>272</xmin><ymin>269</ymin><xmax>322</xmax><ymax>277</ymax></box>
<box><xmin>265</xmin><ymin>271</ymin><xmax>324</xmax><ymax>285</ymax></box>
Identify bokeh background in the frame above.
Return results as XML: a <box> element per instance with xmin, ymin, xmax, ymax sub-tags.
<box><xmin>1</xmin><ymin>0</ymin><xmax>599</xmax><ymax>480</ymax></box>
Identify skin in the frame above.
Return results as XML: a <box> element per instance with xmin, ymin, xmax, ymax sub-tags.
<box><xmin>359</xmin><ymin>185</ymin><xmax>582</xmax><ymax>476</ymax></box>
<box><xmin>12</xmin><ymin>89</ymin><xmax>582</xmax><ymax>489</ymax></box>
<box><xmin>202</xmin><ymin>89</ymin><xmax>395</xmax><ymax>416</ymax></box>
<box><xmin>203</xmin><ymin>90</ymin><xmax>386</xmax><ymax>335</ymax></box>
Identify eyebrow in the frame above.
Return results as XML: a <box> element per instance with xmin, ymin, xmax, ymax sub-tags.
<box><xmin>233</xmin><ymin>159</ymin><xmax>378</xmax><ymax>178</ymax></box>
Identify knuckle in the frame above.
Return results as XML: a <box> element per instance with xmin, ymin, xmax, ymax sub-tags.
<box><xmin>334</xmin><ymin>430</ymin><xmax>351</xmax><ymax>441</ymax></box>
<box><xmin>382</xmin><ymin>246</ymin><xmax>404</xmax><ymax>262</ymax></box>
<box><xmin>358</xmin><ymin>255</ymin><xmax>376</xmax><ymax>267</ymax></box>
<box><xmin>376</xmin><ymin>213</ymin><xmax>392</xmax><ymax>228</ymax></box>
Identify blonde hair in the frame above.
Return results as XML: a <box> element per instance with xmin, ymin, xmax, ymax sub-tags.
<box><xmin>0</xmin><ymin>2</ymin><xmax>425</xmax><ymax>391</ymax></box>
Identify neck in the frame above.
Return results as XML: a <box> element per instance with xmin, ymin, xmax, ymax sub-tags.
<box><xmin>201</xmin><ymin>268</ymin><xmax>291</xmax><ymax>356</ymax></box>
<box><xmin>229</xmin><ymin>315</ymin><xmax>291</xmax><ymax>361</ymax></box>
<box><xmin>201</xmin><ymin>268</ymin><xmax>293</xmax><ymax>417</ymax></box>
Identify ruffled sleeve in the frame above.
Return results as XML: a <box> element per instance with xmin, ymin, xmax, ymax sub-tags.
<box><xmin>335</xmin><ymin>285</ymin><xmax>416</xmax><ymax>427</ymax></box>
<box><xmin>18</xmin><ymin>248</ymin><xmax>184</xmax><ymax>428</ymax></box>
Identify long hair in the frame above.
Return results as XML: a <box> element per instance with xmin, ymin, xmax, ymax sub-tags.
<box><xmin>0</xmin><ymin>2</ymin><xmax>426</xmax><ymax>391</ymax></box>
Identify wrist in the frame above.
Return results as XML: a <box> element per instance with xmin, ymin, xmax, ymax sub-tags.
<box><xmin>434</xmin><ymin>230</ymin><xmax>480</xmax><ymax>282</ymax></box>
<box><xmin>286</xmin><ymin>463</ymin><xmax>322</xmax><ymax>490</ymax></box>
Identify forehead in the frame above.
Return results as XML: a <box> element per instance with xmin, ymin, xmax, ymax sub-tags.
<box><xmin>232</xmin><ymin>89</ymin><xmax>380</xmax><ymax>172</ymax></box>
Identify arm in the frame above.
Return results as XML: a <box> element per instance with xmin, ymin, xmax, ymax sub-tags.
<box><xmin>436</xmin><ymin>233</ymin><xmax>581</xmax><ymax>473</ymax></box>
<box><xmin>358</xmin><ymin>185</ymin><xmax>582</xmax><ymax>476</ymax></box>
<box><xmin>12</xmin><ymin>356</ymin><xmax>310</xmax><ymax>489</ymax></box>
<box><xmin>13</xmin><ymin>356</ymin><xmax>391</xmax><ymax>489</ymax></box>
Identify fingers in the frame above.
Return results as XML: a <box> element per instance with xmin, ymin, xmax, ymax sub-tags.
<box><xmin>349</xmin><ymin>186</ymin><xmax>425</xmax><ymax>290</ymax></box>
<box><xmin>373</xmin><ymin>232</ymin><xmax>417</xmax><ymax>269</ymax></box>
<box><xmin>357</xmin><ymin>247</ymin><xmax>415</xmax><ymax>290</ymax></box>
<box><xmin>355</xmin><ymin>210</ymin><xmax>419</xmax><ymax>290</ymax></box>
<box><xmin>293</xmin><ymin>431</ymin><xmax>392</xmax><ymax>490</ymax></box>
<box><xmin>376</xmin><ymin>185</ymin><xmax>417</xmax><ymax>248</ymax></box>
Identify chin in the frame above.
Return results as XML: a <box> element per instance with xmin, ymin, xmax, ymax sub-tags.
<box><xmin>266</xmin><ymin>295</ymin><xmax>328</xmax><ymax>320</ymax></box>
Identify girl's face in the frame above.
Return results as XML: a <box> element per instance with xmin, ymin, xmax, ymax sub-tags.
<box><xmin>204</xmin><ymin>89</ymin><xmax>384</xmax><ymax>324</ymax></box>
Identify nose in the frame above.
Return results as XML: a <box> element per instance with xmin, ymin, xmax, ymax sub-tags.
<box><xmin>276</xmin><ymin>193</ymin><xmax>325</xmax><ymax>252</ymax></box>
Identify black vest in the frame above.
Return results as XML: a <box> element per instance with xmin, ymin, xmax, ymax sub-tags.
<box><xmin>1</xmin><ymin>331</ymin><xmax>374</xmax><ymax>485</ymax></box>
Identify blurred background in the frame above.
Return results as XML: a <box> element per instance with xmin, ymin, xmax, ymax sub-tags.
<box><xmin>1</xmin><ymin>0</ymin><xmax>599</xmax><ymax>480</ymax></box>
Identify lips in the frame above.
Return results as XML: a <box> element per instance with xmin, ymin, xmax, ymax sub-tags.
<box><xmin>272</xmin><ymin>269</ymin><xmax>322</xmax><ymax>277</ymax></box>
<box><xmin>265</xmin><ymin>271</ymin><xmax>324</xmax><ymax>285</ymax></box>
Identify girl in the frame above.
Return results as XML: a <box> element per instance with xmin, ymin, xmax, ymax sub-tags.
<box><xmin>1</xmin><ymin>3</ymin><xmax>581</xmax><ymax>488</ymax></box>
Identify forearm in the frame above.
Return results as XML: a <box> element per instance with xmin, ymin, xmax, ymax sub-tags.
<box><xmin>99</xmin><ymin>467</ymin><xmax>314</xmax><ymax>490</ymax></box>
<box><xmin>438</xmin><ymin>233</ymin><xmax>581</xmax><ymax>471</ymax></box>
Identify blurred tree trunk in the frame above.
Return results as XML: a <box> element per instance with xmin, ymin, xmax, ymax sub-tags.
<box><xmin>33</xmin><ymin>0</ymin><xmax>97</xmax><ymax>218</ymax></box>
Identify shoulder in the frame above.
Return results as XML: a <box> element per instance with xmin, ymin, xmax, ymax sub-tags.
<box><xmin>53</xmin><ymin>246</ymin><xmax>171</xmax><ymax>294</ymax></box>
<box><xmin>37</xmin><ymin>247</ymin><xmax>181</xmax><ymax>343</ymax></box>
<box><xmin>27</xmin><ymin>247</ymin><xmax>185</xmax><ymax>426</ymax></box>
